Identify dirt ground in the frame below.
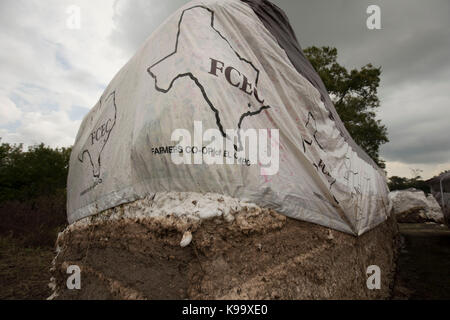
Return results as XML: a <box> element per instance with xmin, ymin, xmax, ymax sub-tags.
<box><xmin>0</xmin><ymin>237</ymin><xmax>53</xmax><ymax>300</ymax></box>
<box><xmin>392</xmin><ymin>223</ymin><xmax>450</xmax><ymax>299</ymax></box>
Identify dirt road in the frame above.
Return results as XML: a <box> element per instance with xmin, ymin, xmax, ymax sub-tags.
<box><xmin>393</xmin><ymin>223</ymin><xmax>450</xmax><ymax>299</ymax></box>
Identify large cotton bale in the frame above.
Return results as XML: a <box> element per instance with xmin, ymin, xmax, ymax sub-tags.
<box><xmin>389</xmin><ymin>189</ymin><xmax>444</xmax><ymax>223</ymax></box>
<box><xmin>53</xmin><ymin>0</ymin><xmax>400</xmax><ymax>300</ymax></box>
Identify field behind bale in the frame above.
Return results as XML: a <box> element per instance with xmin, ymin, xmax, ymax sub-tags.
<box><xmin>0</xmin><ymin>194</ymin><xmax>67</xmax><ymax>247</ymax></box>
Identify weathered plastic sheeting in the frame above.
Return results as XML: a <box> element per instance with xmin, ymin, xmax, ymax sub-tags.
<box><xmin>389</xmin><ymin>189</ymin><xmax>444</xmax><ymax>223</ymax></box>
<box><xmin>427</xmin><ymin>172</ymin><xmax>450</xmax><ymax>224</ymax></box>
<box><xmin>67</xmin><ymin>0</ymin><xmax>390</xmax><ymax>235</ymax></box>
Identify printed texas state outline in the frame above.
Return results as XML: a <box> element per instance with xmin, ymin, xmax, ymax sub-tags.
<box><xmin>78</xmin><ymin>91</ymin><xmax>117</xmax><ymax>179</ymax></box>
<box><xmin>147</xmin><ymin>5</ymin><xmax>271</xmax><ymax>150</ymax></box>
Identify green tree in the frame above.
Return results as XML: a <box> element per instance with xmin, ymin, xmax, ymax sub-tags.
<box><xmin>304</xmin><ymin>46</ymin><xmax>388</xmax><ymax>168</ymax></box>
<box><xmin>387</xmin><ymin>175</ymin><xmax>430</xmax><ymax>194</ymax></box>
<box><xmin>0</xmin><ymin>138</ymin><xmax>71</xmax><ymax>203</ymax></box>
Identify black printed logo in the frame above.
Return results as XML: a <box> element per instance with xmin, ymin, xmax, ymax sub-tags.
<box><xmin>147</xmin><ymin>5</ymin><xmax>271</xmax><ymax>151</ymax></box>
<box><xmin>78</xmin><ymin>91</ymin><xmax>117</xmax><ymax>179</ymax></box>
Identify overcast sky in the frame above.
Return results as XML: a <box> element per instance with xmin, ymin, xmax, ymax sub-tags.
<box><xmin>0</xmin><ymin>0</ymin><xmax>449</xmax><ymax>179</ymax></box>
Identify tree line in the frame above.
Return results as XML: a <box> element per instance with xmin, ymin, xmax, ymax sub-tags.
<box><xmin>0</xmin><ymin>140</ymin><xmax>71</xmax><ymax>203</ymax></box>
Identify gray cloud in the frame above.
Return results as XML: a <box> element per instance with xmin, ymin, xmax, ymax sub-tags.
<box><xmin>109</xmin><ymin>0</ymin><xmax>189</xmax><ymax>56</ymax></box>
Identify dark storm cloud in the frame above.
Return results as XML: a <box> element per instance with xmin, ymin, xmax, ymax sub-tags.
<box><xmin>110</xmin><ymin>0</ymin><xmax>189</xmax><ymax>55</ymax></box>
<box><xmin>109</xmin><ymin>0</ymin><xmax>450</xmax><ymax>169</ymax></box>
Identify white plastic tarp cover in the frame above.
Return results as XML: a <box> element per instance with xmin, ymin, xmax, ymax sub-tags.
<box><xmin>68</xmin><ymin>0</ymin><xmax>390</xmax><ymax>235</ymax></box>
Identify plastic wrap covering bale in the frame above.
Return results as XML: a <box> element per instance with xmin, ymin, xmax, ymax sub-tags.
<box><xmin>441</xmin><ymin>192</ymin><xmax>450</xmax><ymax>224</ymax></box>
<box><xmin>389</xmin><ymin>189</ymin><xmax>444</xmax><ymax>223</ymax></box>
<box><xmin>50</xmin><ymin>193</ymin><xmax>399</xmax><ymax>300</ymax></box>
<box><xmin>426</xmin><ymin>194</ymin><xmax>445</xmax><ymax>223</ymax></box>
<box><xmin>430</xmin><ymin>191</ymin><xmax>450</xmax><ymax>225</ymax></box>
<box><xmin>426</xmin><ymin>172</ymin><xmax>450</xmax><ymax>225</ymax></box>
<box><xmin>67</xmin><ymin>0</ymin><xmax>390</xmax><ymax>235</ymax></box>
